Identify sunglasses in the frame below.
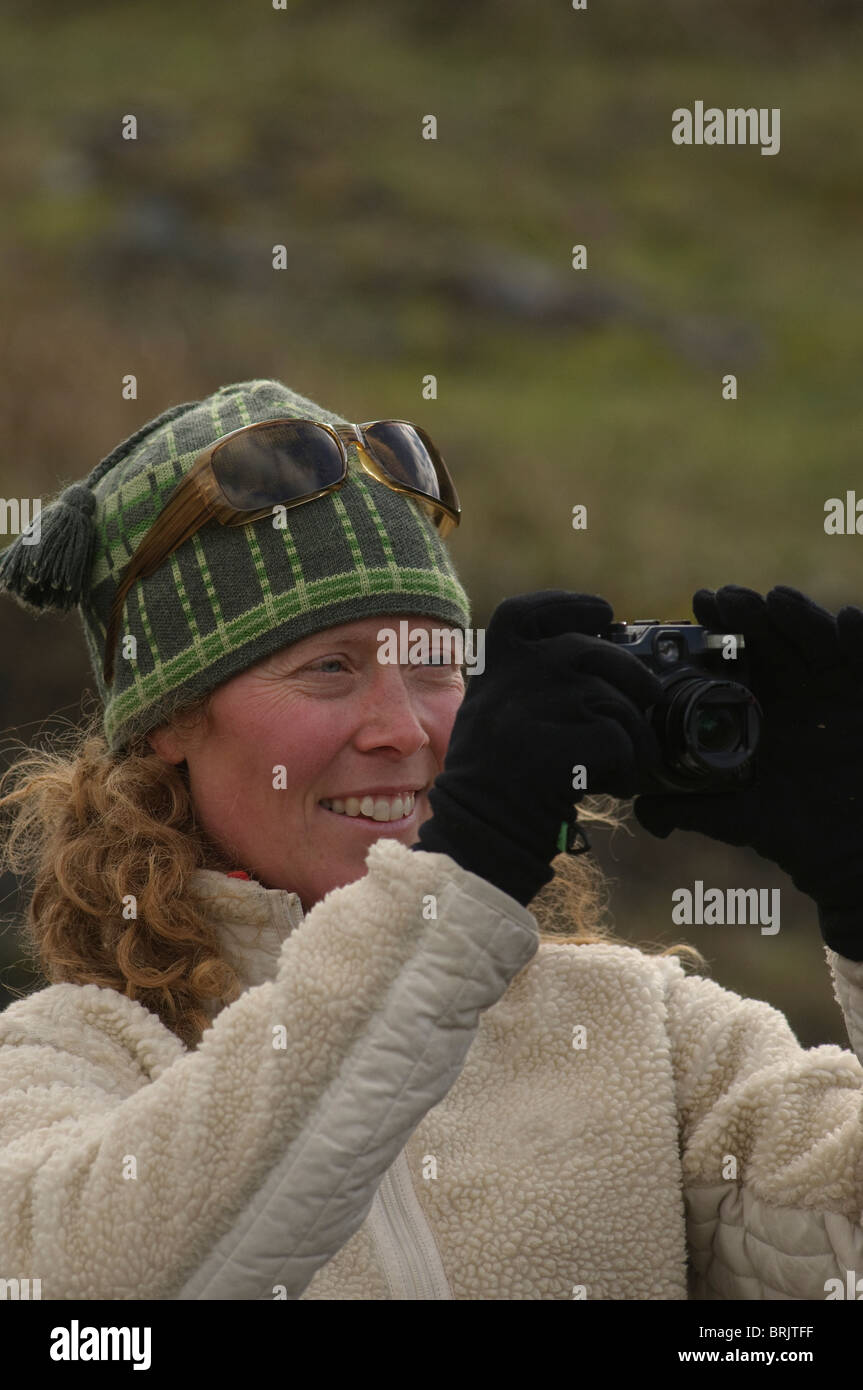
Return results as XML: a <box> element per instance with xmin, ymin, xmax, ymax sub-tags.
<box><xmin>103</xmin><ymin>417</ymin><xmax>461</xmax><ymax>685</ymax></box>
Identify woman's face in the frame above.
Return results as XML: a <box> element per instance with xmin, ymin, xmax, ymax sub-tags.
<box><xmin>147</xmin><ymin>614</ymin><xmax>465</xmax><ymax>910</ymax></box>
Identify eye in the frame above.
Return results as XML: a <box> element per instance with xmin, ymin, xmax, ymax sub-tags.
<box><xmin>309</xmin><ymin>657</ymin><xmax>349</xmax><ymax>674</ymax></box>
<box><xmin>416</xmin><ymin>655</ymin><xmax>464</xmax><ymax>681</ymax></box>
<box><xmin>421</xmin><ymin>649</ymin><xmax>460</xmax><ymax>668</ymax></box>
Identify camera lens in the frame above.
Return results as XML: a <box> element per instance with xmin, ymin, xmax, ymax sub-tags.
<box><xmin>693</xmin><ymin>705</ymin><xmax>741</xmax><ymax>754</ymax></box>
<box><xmin>653</xmin><ymin>675</ymin><xmax>760</xmax><ymax>782</ymax></box>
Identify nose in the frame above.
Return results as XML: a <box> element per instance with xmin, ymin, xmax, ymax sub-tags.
<box><xmin>351</xmin><ymin>663</ymin><xmax>430</xmax><ymax>757</ymax></box>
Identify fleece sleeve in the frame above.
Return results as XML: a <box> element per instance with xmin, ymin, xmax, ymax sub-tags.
<box><xmin>661</xmin><ymin>951</ymin><xmax>863</xmax><ymax>1300</ymax></box>
<box><xmin>0</xmin><ymin>838</ymin><xmax>538</xmax><ymax>1301</ymax></box>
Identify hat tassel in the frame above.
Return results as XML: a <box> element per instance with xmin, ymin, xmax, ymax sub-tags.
<box><xmin>0</xmin><ymin>483</ymin><xmax>97</xmax><ymax>612</ymax></box>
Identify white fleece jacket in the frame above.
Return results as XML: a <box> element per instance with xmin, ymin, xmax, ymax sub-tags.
<box><xmin>1</xmin><ymin>837</ymin><xmax>862</xmax><ymax>1300</ymax></box>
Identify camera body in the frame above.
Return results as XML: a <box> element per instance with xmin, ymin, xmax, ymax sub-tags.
<box><xmin>603</xmin><ymin>620</ymin><xmax>762</xmax><ymax>794</ymax></box>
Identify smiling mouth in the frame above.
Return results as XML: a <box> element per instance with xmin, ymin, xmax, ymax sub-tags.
<box><xmin>319</xmin><ymin>791</ymin><xmax>420</xmax><ymax>823</ymax></box>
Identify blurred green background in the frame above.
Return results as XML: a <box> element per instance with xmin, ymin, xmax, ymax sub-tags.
<box><xmin>1</xmin><ymin>0</ymin><xmax>862</xmax><ymax>1047</ymax></box>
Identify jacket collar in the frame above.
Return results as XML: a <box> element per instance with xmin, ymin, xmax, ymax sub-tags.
<box><xmin>187</xmin><ymin>869</ymin><xmax>306</xmax><ymax>1016</ymax></box>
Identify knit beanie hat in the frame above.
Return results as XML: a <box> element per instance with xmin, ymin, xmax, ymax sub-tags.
<box><xmin>0</xmin><ymin>379</ymin><xmax>471</xmax><ymax>753</ymax></box>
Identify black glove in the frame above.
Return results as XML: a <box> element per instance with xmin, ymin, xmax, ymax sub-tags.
<box><xmin>634</xmin><ymin>584</ymin><xmax>863</xmax><ymax>961</ymax></box>
<box><xmin>413</xmin><ymin>590</ymin><xmax>664</xmax><ymax>906</ymax></box>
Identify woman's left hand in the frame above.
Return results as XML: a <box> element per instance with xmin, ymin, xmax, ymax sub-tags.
<box><xmin>633</xmin><ymin>584</ymin><xmax>863</xmax><ymax>960</ymax></box>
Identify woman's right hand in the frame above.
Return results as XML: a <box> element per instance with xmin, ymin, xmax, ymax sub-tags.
<box><xmin>414</xmin><ymin>590</ymin><xmax>665</xmax><ymax>905</ymax></box>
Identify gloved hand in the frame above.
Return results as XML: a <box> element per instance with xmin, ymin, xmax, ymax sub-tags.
<box><xmin>633</xmin><ymin>584</ymin><xmax>863</xmax><ymax>961</ymax></box>
<box><xmin>413</xmin><ymin>590</ymin><xmax>665</xmax><ymax>906</ymax></box>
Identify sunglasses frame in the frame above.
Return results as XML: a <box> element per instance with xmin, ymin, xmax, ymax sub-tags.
<box><xmin>103</xmin><ymin>417</ymin><xmax>461</xmax><ymax>686</ymax></box>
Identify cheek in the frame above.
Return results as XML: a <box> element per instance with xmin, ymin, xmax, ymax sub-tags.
<box><xmin>214</xmin><ymin>697</ymin><xmax>351</xmax><ymax>803</ymax></box>
<box><xmin>427</xmin><ymin>687</ymin><xmax>465</xmax><ymax>755</ymax></box>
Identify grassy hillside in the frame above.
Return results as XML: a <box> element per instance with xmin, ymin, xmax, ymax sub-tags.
<box><xmin>1</xmin><ymin>0</ymin><xmax>862</xmax><ymax>1043</ymax></box>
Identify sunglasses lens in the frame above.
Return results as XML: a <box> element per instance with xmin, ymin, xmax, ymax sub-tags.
<box><xmin>211</xmin><ymin>422</ymin><xmax>345</xmax><ymax>509</ymax></box>
<box><xmin>361</xmin><ymin>422</ymin><xmax>459</xmax><ymax>515</ymax></box>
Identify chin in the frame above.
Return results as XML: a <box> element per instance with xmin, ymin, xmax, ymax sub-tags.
<box><xmin>313</xmin><ymin>862</ymin><xmax>370</xmax><ymax>906</ymax></box>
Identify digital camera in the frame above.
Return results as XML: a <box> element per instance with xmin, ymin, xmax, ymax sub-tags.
<box><xmin>603</xmin><ymin>620</ymin><xmax>762</xmax><ymax>794</ymax></box>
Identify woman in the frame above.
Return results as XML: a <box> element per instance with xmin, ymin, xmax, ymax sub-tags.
<box><xmin>0</xmin><ymin>377</ymin><xmax>861</xmax><ymax>1302</ymax></box>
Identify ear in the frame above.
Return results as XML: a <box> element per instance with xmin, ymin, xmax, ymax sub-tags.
<box><xmin>146</xmin><ymin>725</ymin><xmax>187</xmax><ymax>765</ymax></box>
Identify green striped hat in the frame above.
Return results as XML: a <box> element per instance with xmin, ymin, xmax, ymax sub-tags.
<box><xmin>0</xmin><ymin>379</ymin><xmax>471</xmax><ymax>753</ymax></box>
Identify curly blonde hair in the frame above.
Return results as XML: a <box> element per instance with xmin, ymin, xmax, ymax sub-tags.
<box><xmin>0</xmin><ymin>699</ymin><xmax>704</xmax><ymax>1051</ymax></box>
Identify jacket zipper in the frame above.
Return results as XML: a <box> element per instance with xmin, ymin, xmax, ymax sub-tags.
<box><xmin>366</xmin><ymin>1147</ymin><xmax>453</xmax><ymax>1299</ymax></box>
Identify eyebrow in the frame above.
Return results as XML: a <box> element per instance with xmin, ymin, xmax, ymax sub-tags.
<box><xmin>272</xmin><ymin>630</ymin><xmax>416</xmax><ymax>662</ymax></box>
<box><xmin>303</xmin><ymin>625</ymin><xmax>442</xmax><ymax>649</ymax></box>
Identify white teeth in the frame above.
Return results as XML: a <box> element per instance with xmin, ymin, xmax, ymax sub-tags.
<box><xmin>321</xmin><ymin>791</ymin><xmax>417</xmax><ymax>822</ymax></box>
